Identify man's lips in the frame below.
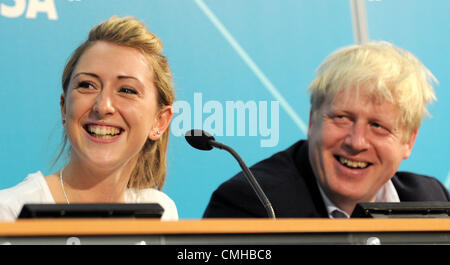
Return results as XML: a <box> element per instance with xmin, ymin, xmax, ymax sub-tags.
<box><xmin>334</xmin><ymin>155</ymin><xmax>372</xmax><ymax>169</ymax></box>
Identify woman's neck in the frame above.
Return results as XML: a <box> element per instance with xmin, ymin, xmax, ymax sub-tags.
<box><xmin>60</xmin><ymin>158</ymin><xmax>136</xmax><ymax>203</ymax></box>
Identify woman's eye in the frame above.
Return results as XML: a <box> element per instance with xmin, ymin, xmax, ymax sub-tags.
<box><xmin>120</xmin><ymin>87</ymin><xmax>138</xmax><ymax>95</ymax></box>
<box><xmin>77</xmin><ymin>81</ymin><xmax>95</xmax><ymax>89</ymax></box>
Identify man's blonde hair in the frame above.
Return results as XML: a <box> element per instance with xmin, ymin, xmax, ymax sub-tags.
<box><xmin>307</xmin><ymin>41</ymin><xmax>437</xmax><ymax>141</ymax></box>
<box><xmin>59</xmin><ymin>16</ymin><xmax>175</xmax><ymax>190</ymax></box>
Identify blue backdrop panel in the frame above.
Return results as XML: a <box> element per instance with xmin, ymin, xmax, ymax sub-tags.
<box><xmin>365</xmin><ymin>0</ymin><xmax>450</xmax><ymax>192</ymax></box>
<box><xmin>0</xmin><ymin>0</ymin><xmax>447</xmax><ymax>218</ymax></box>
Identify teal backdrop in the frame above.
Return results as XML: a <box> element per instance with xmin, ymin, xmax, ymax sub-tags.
<box><xmin>0</xmin><ymin>0</ymin><xmax>448</xmax><ymax>218</ymax></box>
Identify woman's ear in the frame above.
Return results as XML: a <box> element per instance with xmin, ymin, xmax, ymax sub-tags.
<box><xmin>60</xmin><ymin>93</ymin><xmax>66</xmax><ymax>124</ymax></box>
<box><xmin>148</xmin><ymin>106</ymin><xmax>174</xmax><ymax>141</ymax></box>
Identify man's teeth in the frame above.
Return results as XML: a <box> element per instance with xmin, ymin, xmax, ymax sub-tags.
<box><xmin>338</xmin><ymin>156</ymin><xmax>368</xmax><ymax>169</ymax></box>
<box><xmin>87</xmin><ymin>125</ymin><xmax>121</xmax><ymax>138</ymax></box>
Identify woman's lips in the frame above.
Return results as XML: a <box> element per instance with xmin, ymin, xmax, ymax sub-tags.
<box><xmin>83</xmin><ymin>123</ymin><xmax>124</xmax><ymax>143</ymax></box>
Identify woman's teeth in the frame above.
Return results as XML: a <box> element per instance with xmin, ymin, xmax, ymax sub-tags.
<box><xmin>338</xmin><ymin>156</ymin><xmax>369</xmax><ymax>169</ymax></box>
<box><xmin>86</xmin><ymin>125</ymin><xmax>121</xmax><ymax>139</ymax></box>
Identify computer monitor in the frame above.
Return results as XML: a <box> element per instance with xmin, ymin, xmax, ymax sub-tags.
<box><xmin>351</xmin><ymin>202</ymin><xmax>450</xmax><ymax>218</ymax></box>
<box><xmin>18</xmin><ymin>203</ymin><xmax>164</xmax><ymax>219</ymax></box>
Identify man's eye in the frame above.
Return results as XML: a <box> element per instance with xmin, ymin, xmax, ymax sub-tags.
<box><xmin>120</xmin><ymin>87</ymin><xmax>138</xmax><ymax>95</ymax></box>
<box><xmin>372</xmin><ymin>122</ymin><xmax>382</xmax><ymax>128</ymax></box>
<box><xmin>371</xmin><ymin>122</ymin><xmax>391</xmax><ymax>135</ymax></box>
<box><xmin>333</xmin><ymin>115</ymin><xmax>349</xmax><ymax>121</ymax></box>
<box><xmin>371</xmin><ymin>122</ymin><xmax>387</xmax><ymax>130</ymax></box>
<box><xmin>372</xmin><ymin>122</ymin><xmax>387</xmax><ymax>131</ymax></box>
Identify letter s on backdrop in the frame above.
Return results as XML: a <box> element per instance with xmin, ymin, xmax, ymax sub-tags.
<box><xmin>1</xmin><ymin>0</ymin><xmax>58</xmax><ymax>20</ymax></box>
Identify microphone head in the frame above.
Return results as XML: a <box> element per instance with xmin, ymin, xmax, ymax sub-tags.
<box><xmin>185</xmin><ymin>129</ymin><xmax>216</xmax><ymax>151</ymax></box>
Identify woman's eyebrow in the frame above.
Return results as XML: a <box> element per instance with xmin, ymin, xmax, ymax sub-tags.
<box><xmin>71</xmin><ymin>72</ymin><xmax>102</xmax><ymax>88</ymax></box>
<box><xmin>117</xmin><ymin>75</ymin><xmax>145</xmax><ymax>85</ymax></box>
<box><xmin>72</xmin><ymin>72</ymin><xmax>100</xmax><ymax>80</ymax></box>
<box><xmin>71</xmin><ymin>73</ymin><xmax>145</xmax><ymax>89</ymax></box>
<box><xmin>118</xmin><ymin>75</ymin><xmax>137</xmax><ymax>80</ymax></box>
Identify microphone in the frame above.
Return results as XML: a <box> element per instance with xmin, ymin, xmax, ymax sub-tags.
<box><xmin>185</xmin><ymin>129</ymin><xmax>276</xmax><ymax>218</ymax></box>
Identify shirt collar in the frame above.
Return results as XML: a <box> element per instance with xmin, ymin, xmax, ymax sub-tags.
<box><xmin>317</xmin><ymin>178</ymin><xmax>400</xmax><ymax>218</ymax></box>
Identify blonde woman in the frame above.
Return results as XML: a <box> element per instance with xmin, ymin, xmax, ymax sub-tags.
<box><xmin>0</xmin><ymin>16</ymin><xmax>178</xmax><ymax>221</ymax></box>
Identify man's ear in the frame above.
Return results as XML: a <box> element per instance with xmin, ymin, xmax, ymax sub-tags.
<box><xmin>308</xmin><ymin>110</ymin><xmax>314</xmax><ymax>138</ymax></box>
<box><xmin>148</xmin><ymin>106</ymin><xmax>174</xmax><ymax>141</ymax></box>
<box><xmin>402</xmin><ymin>129</ymin><xmax>418</xmax><ymax>160</ymax></box>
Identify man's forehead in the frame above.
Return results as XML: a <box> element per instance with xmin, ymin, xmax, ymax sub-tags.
<box><xmin>330</xmin><ymin>86</ymin><xmax>395</xmax><ymax>107</ymax></box>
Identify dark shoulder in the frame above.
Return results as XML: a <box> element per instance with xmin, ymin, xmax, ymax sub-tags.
<box><xmin>203</xmin><ymin>141</ymin><xmax>309</xmax><ymax>218</ymax></box>
<box><xmin>224</xmin><ymin>140</ymin><xmax>305</xmax><ymax>188</ymax></box>
<box><xmin>393</xmin><ymin>171</ymin><xmax>450</xmax><ymax>201</ymax></box>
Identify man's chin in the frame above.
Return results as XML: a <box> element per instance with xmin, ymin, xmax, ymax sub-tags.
<box><xmin>330</xmin><ymin>184</ymin><xmax>374</xmax><ymax>204</ymax></box>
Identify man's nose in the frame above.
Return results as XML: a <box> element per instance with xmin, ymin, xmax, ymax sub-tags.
<box><xmin>344</xmin><ymin>122</ymin><xmax>369</xmax><ymax>152</ymax></box>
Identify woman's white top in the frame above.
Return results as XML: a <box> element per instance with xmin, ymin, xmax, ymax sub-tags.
<box><xmin>0</xmin><ymin>171</ymin><xmax>178</xmax><ymax>222</ymax></box>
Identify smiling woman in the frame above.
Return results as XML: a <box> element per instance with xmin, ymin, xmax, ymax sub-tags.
<box><xmin>0</xmin><ymin>16</ymin><xmax>178</xmax><ymax>221</ymax></box>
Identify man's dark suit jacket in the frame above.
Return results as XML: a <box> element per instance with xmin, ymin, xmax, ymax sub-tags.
<box><xmin>203</xmin><ymin>140</ymin><xmax>450</xmax><ymax>218</ymax></box>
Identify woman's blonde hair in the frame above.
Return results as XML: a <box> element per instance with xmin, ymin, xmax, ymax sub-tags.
<box><xmin>59</xmin><ymin>16</ymin><xmax>175</xmax><ymax>190</ymax></box>
<box><xmin>307</xmin><ymin>41</ymin><xmax>437</xmax><ymax>141</ymax></box>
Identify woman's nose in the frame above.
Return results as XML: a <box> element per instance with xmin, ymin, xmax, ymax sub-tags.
<box><xmin>92</xmin><ymin>90</ymin><xmax>115</xmax><ymax>117</ymax></box>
